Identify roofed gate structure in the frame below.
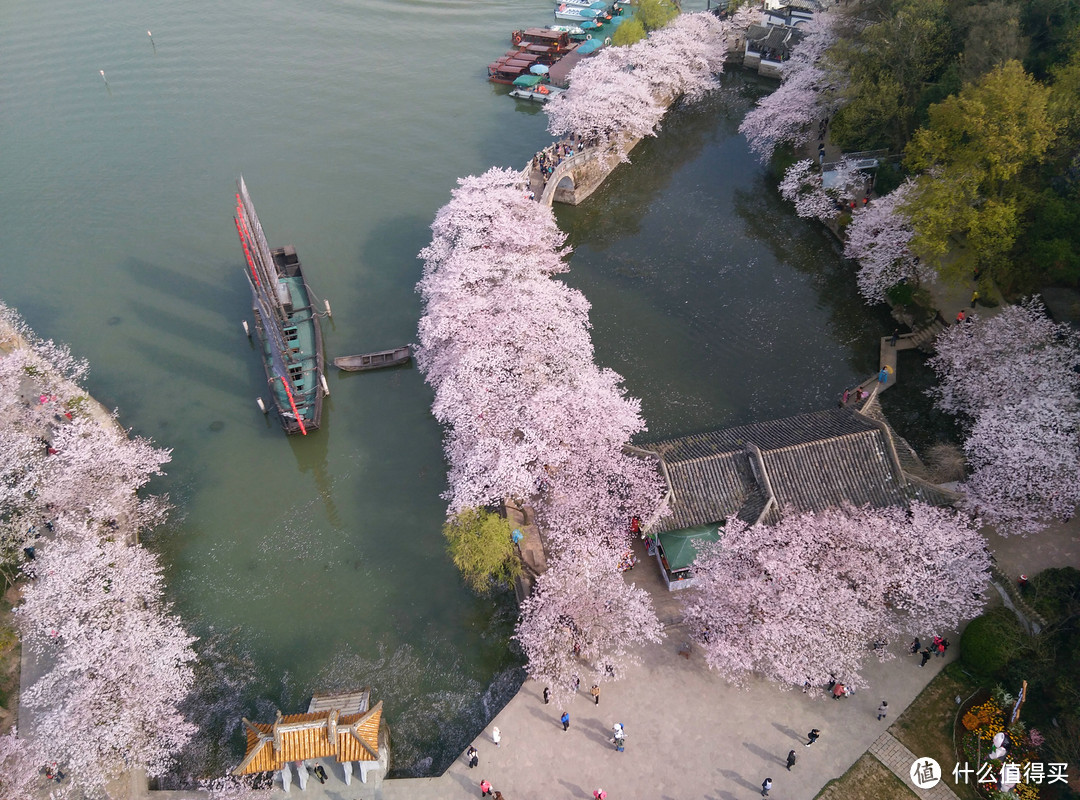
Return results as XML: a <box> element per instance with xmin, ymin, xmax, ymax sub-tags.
<box><xmin>634</xmin><ymin>405</ymin><xmax>955</xmax><ymax>589</ymax></box>
<box><xmin>233</xmin><ymin>689</ymin><xmax>387</xmax><ymax>789</ymax></box>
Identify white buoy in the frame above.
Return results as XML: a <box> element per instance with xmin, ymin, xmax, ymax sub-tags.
<box><xmin>320</xmin><ymin>373</ymin><xmax>330</xmax><ymax>397</ymax></box>
<box><xmin>256</xmin><ymin>397</ymin><xmax>267</xmax><ymax>414</ymax></box>
<box><xmin>242</xmin><ymin>319</ymin><xmax>250</xmax><ymax>337</ymax></box>
<box><xmin>324</xmin><ymin>299</ymin><xmax>332</xmax><ymax>318</ymax></box>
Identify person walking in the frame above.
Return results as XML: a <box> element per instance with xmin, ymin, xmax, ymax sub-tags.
<box><xmin>560</xmin><ymin>711</ymin><xmax>570</xmax><ymax>731</ymax></box>
<box><xmin>909</xmin><ymin>637</ymin><xmax>921</xmax><ymax>654</ymax></box>
<box><xmin>761</xmin><ymin>777</ymin><xmax>773</xmax><ymax>796</ymax></box>
<box><xmin>806</xmin><ymin>728</ymin><xmax>820</xmax><ymax>747</ymax></box>
<box><xmin>877</xmin><ymin>701</ymin><xmax>889</xmax><ymax>720</ymax></box>
<box><xmin>491</xmin><ymin>726</ymin><xmax>500</xmax><ymax>747</ymax></box>
<box><xmin>920</xmin><ymin>647</ymin><xmax>932</xmax><ymax>667</ymax></box>
<box><xmin>480</xmin><ymin>778</ymin><xmax>493</xmax><ymax>797</ymax></box>
<box><xmin>543</xmin><ymin>686</ymin><xmax>551</xmax><ymax>704</ymax></box>
<box><xmin>612</xmin><ymin>722</ymin><xmax>626</xmax><ymax>752</ymax></box>
<box><xmin>591</xmin><ymin>684</ymin><xmax>600</xmax><ymax>705</ymax></box>
<box><xmin>593</xmin><ymin>790</ymin><xmax>607</xmax><ymax>800</ymax></box>
<box><xmin>786</xmin><ymin>750</ymin><xmax>797</xmax><ymax>770</ymax></box>
<box><xmin>466</xmin><ymin>746</ymin><xmax>479</xmax><ymax>768</ymax></box>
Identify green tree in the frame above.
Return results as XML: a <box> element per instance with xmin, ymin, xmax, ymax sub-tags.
<box><xmin>955</xmin><ymin>0</ymin><xmax>1027</xmax><ymax>85</ymax></box>
<box><xmin>612</xmin><ymin>16</ymin><xmax>646</xmax><ymax>46</ymax></box>
<box><xmin>827</xmin><ymin>0</ymin><xmax>954</xmax><ymax>150</ymax></box>
<box><xmin>635</xmin><ymin>0</ymin><xmax>678</xmax><ymax>32</ymax></box>
<box><xmin>903</xmin><ymin>60</ymin><xmax>1057</xmax><ymax>285</ymax></box>
<box><xmin>1020</xmin><ymin>0</ymin><xmax>1080</xmax><ymax>78</ymax></box>
<box><xmin>443</xmin><ymin>508</ymin><xmax>521</xmax><ymax>594</ymax></box>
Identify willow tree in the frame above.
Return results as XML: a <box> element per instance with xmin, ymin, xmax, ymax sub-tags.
<box><xmin>444</xmin><ymin>508</ymin><xmax>520</xmax><ymax>594</ymax></box>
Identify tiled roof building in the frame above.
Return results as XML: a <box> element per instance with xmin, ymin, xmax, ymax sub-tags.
<box><xmin>638</xmin><ymin>405</ymin><xmax>955</xmax><ymax>534</ymax></box>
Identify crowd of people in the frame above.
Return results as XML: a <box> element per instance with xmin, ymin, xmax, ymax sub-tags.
<box><xmin>530</xmin><ymin>135</ymin><xmax>594</xmax><ymax>190</ymax></box>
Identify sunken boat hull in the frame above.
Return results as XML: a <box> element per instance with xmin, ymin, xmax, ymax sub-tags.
<box><xmin>234</xmin><ymin>179</ymin><xmax>326</xmax><ymax>435</ymax></box>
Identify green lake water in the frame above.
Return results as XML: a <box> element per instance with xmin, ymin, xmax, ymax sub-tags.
<box><xmin>0</xmin><ymin>0</ymin><xmax>897</xmax><ymax>777</ymax></box>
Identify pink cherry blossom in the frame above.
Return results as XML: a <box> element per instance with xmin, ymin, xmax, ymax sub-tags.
<box><xmin>545</xmin><ymin>12</ymin><xmax>734</xmax><ymax>156</ymax></box>
<box><xmin>928</xmin><ymin>298</ymin><xmax>1080</xmax><ymax>534</ymax></box>
<box><xmin>739</xmin><ymin>12</ymin><xmax>841</xmax><ymax>161</ymax></box>
<box><xmin>844</xmin><ymin>180</ymin><xmax>933</xmax><ymax>303</ymax></box>
<box><xmin>683</xmin><ymin>503</ymin><xmax>989</xmax><ymax>689</ymax></box>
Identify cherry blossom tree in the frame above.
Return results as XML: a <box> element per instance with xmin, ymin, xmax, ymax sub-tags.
<box><xmin>545</xmin><ymin>12</ymin><xmax>730</xmax><ymax>156</ymax></box>
<box><xmin>778</xmin><ymin>159</ymin><xmax>836</xmax><ymax>222</ymax></box>
<box><xmin>682</xmin><ymin>503</ymin><xmax>989</xmax><ymax>689</ymax></box>
<box><xmin>416</xmin><ymin>167</ymin><xmax>660</xmax><ymax>531</ymax></box>
<box><xmin>779</xmin><ymin>157</ymin><xmax>867</xmax><ymax>222</ymax></box>
<box><xmin>16</xmin><ymin>518</ymin><xmax>198</xmax><ymax>796</ymax></box>
<box><xmin>0</xmin><ymin>324</ymin><xmax>171</xmax><ymax>571</ymax></box>
<box><xmin>514</xmin><ymin>549</ymin><xmax>663</xmax><ymax>703</ymax></box>
<box><xmin>843</xmin><ymin>179</ymin><xmax>933</xmax><ymax>303</ymax></box>
<box><xmin>0</xmin><ymin>728</ymin><xmax>46</xmax><ymax>799</ymax></box>
<box><xmin>928</xmin><ymin>299</ymin><xmax>1080</xmax><ymax>533</ymax></box>
<box><xmin>739</xmin><ymin>12</ymin><xmax>841</xmax><ymax>161</ymax></box>
<box><xmin>1</xmin><ymin>302</ymin><xmax>193</xmax><ymax>794</ymax></box>
<box><xmin>417</xmin><ymin>168</ymin><xmax>664</xmax><ymax>680</ymax></box>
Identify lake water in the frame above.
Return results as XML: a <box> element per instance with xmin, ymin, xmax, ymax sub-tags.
<box><xmin>0</xmin><ymin>0</ymin><xmax>894</xmax><ymax>778</ymax></box>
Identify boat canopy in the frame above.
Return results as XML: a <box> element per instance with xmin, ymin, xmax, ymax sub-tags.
<box><xmin>530</xmin><ymin>64</ymin><xmax>550</xmax><ymax>75</ymax></box>
<box><xmin>576</xmin><ymin>38</ymin><xmax>603</xmax><ymax>54</ymax></box>
<box><xmin>580</xmin><ymin>20</ymin><xmax>600</xmax><ymax>29</ymax></box>
<box><xmin>513</xmin><ymin>74</ymin><xmax>544</xmax><ymax>87</ymax></box>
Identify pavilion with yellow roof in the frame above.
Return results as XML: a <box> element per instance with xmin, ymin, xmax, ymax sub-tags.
<box><xmin>233</xmin><ymin>689</ymin><xmax>386</xmax><ymax>788</ymax></box>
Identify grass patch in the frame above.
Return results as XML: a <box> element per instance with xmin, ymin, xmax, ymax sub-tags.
<box><xmin>891</xmin><ymin>669</ymin><xmax>983</xmax><ymax>800</ymax></box>
<box><xmin>814</xmin><ymin>753</ymin><xmax>918</xmax><ymax>800</ymax></box>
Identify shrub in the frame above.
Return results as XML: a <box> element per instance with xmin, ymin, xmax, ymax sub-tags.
<box><xmin>959</xmin><ymin>607</ymin><xmax>1025</xmax><ymax>678</ymax></box>
<box><xmin>444</xmin><ymin>508</ymin><xmax>521</xmax><ymax>595</ymax></box>
<box><xmin>1027</xmin><ymin>567</ymin><xmax>1080</xmax><ymax>622</ymax></box>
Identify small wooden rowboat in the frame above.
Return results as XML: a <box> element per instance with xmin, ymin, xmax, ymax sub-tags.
<box><xmin>333</xmin><ymin>346</ymin><xmax>412</xmax><ymax>372</ymax></box>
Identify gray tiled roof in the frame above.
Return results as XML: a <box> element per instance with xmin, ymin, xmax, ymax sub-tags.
<box><xmin>642</xmin><ymin>407</ymin><xmax>939</xmax><ymax>533</ymax></box>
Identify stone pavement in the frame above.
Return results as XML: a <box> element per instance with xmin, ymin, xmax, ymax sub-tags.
<box><xmin>868</xmin><ymin>732</ymin><xmax>960</xmax><ymax>800</ymax></box>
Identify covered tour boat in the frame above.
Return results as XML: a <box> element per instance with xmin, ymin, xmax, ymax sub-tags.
<box><xmin>508</xmin><ymin>74</ymin><xmax>566</xmax><ymax>102</ymax></box>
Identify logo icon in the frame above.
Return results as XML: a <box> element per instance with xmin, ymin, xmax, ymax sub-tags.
<box><xmin>911</xmin><ymin>757</ymin><xmax>942</xmax><ymax>789</ymax></box>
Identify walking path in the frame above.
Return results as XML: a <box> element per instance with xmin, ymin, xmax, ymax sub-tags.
<box><xmin>868</xmin><ymin>732</ymin><xmax>961</xmax><ymax>800</ymax></box>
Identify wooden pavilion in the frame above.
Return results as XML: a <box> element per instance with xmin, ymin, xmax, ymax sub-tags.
<box><xmin>233</xmin><ymin>689</ymin><xmax>386</xmax><ymax>787</ymax></box>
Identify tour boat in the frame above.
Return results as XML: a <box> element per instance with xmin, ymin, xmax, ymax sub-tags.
<box><xmin>508</xmin><ymin>74</ymin><xmax>566</xmax><ymax>102</ymax></box>
<box><xmin>512</xmin><ymin>27</ymin><xmax>572</xmax><ymax>50</ymax></box>
<box><xmin>554</xmin><ymin>6</ymin><xmax>607</xmax><ymax>22</ymax></box>
<box><xmin>557</xmin><ymin>0</ymin><xmax>608</xmax><ymax>9</ymax></box>
<box><xmin>233</xmin><ymin>177</ymin><xmax>327</xmax><ymax>435</ymax></box>
<box><xmin>333</xmin><ymin>346</ymin><xmax>412</xmax><ymax>372</ymax></box>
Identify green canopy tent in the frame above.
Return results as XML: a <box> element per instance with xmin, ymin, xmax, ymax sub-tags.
<box><xmin>655</xmin><ymin>524</ymin><xmax>720</xmax><ymax>589</ymax></box>
<box><xmin>512</xmin><ymin>74</ymin><xmax>544</xmax><ymax>87</ymax></box>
